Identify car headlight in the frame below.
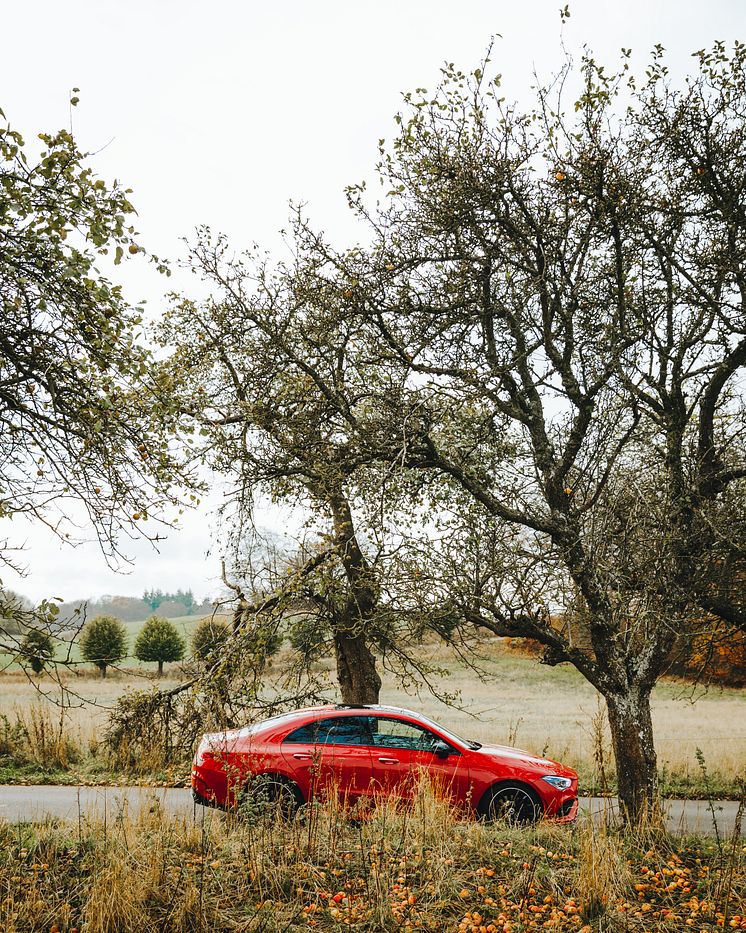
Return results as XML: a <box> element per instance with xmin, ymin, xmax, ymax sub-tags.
<box><xmin>542</xmin><ymin>775</ymin><xmax>572</xmax><ymax>790</ymax></box>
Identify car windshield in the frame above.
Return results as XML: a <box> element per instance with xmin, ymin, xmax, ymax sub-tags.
<box><xmin>409</xmin><ymin>712</ymin><xmax>481</xmax><ymax>750</ymax></box>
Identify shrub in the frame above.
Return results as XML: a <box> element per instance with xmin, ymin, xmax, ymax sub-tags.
<box><xmin>190</xmin><ymin>616</ymin><xmax>230</xmax><ymax>662</ymax></box>
<box><xmin>134</xmin><ymin>615</ymin><xmax>185</xmax><ymax>675</ymax></box>
<box><xmin>21</xmin><ymin>629</ymin><xmax>55</xmax><ymax>674</ymax></box>
<box><xmin>79</xmin><ymin>615</ymin><xmax>128</xmax><ymax>677</ymax></box>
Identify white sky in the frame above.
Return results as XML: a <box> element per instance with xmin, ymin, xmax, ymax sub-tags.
<box><xmin>2</xmin><ymin>0</ymin><xmax>745</xmax><ymax>604</ymax></box>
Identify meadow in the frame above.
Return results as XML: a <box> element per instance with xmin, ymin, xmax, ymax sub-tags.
<box><xmin>1</xmin><ymin>635</ymin><xmax>745</xmax><ymax>931</ymax></box>
<box><xmin>0</xmin><ymin>638</ymin><xmax>744</xmax><ymax>798</ymax></box>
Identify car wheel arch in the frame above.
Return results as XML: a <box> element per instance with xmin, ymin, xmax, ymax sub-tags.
<box><xmin>250</xmin><ymin>771</ymin><xmax>304</xmax><ymax>797</ymax></box>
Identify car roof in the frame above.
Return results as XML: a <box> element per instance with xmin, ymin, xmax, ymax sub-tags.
<box><xmin>256</xmin><ymin>704</ymin><xmax>430</xmax><ymax>726</ymax></box>
<box><xmin>332</xmin><ymin>704</ymin><xmax>426</xmax><ymax>717</ymax></box>
<box><xmin>246</xmin><ymin>704</ymin><xmax>470</xmax><ymax>750</ymax></box>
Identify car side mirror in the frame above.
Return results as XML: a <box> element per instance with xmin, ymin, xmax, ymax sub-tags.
<box><xmin>433</xmin><ymin>740</ymin><xmax>451</xmax><ymax>759</ymax></box>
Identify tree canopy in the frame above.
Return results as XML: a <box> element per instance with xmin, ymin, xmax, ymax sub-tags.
<box><xmin>79</xmin><ymin>614</ymin><xmax>128</xmax><ymax>677</ymax></box>
<box><xmin>161</xmin><ymin>239</ymin><xmax>468</xmax><ymax>706</ymax></box>
<box><xmin>134</xmin><ymin>615</ymin><xmax>186</xmax><ymax>675</ymax></box>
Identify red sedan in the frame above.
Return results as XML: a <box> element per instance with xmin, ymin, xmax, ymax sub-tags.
<box><xmin>192</xmin><ymin>704</ymin><xmax>578</xmax><ymax>824</ymax></box>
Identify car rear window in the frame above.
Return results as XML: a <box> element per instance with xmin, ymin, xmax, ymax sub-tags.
<box><xmin>237</xmin><ymin>711</ymin><xmax>311</xmax><ymax>737</ymax></box>
<box><xmin>284</xmin><ymin>715</ymin><xmax>372</xmax><ymax>745</ymax></box>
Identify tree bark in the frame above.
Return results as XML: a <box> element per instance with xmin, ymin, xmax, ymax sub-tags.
<box><xmin>327</xmin><ymin>490</ymin><xmax>382</xmax><ymax>705</ymax></box>
<box><xmin>157</xmin><ymin>659</ymin><xmax>164</xmax><ymax>676</ymax></box>
<box><xmin>334</xmin><ymin>629</ymin><xmax>382</xmax><ymax>704</ymax></box>
<box><xmin>605</xmin><ymin>686</ymin><xmax>660</xmax><ymax>826</ymax></box>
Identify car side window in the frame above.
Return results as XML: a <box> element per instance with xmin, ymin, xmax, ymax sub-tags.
<box><xmin>370</xmin><ymin>717</ymin><xmax>439</xmax><ymax>752</ymax></box>
<box><xmin>283</xmin><ymin>721</ymin><xmax>318</xmax><ymax>744</ymax></box>
<box><xmin>284</xmin><ymin>716</ymin><xmax>372</xmax><ymax>746</ymax></box>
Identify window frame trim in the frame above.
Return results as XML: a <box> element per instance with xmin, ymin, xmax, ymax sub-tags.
<box><xmin>281</xmin><ymin>714</ymin><xmax>375</xmax><ymax>746</ymax></box>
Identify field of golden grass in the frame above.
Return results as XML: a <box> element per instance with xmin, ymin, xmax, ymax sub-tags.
<box><xmin>0</xmin><ymin>640</ymin><xmax>743</xmax><ymax>795</ymax></box>
<box><xmin>382</xmin><ymin>642</ymin><xmax>746</xmax><ymax>796</ymax></box>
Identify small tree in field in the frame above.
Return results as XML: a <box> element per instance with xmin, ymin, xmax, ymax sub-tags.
<box><xmin>190</xmin><ymin>617</ymin><xmax>230</xmax><ymax>663</ymax></box>
<box><xmin>21</xmin><ymin>629</ymin><xmax>55</xmax><ymax>674</ymax></box>
<box><xmin>80</xmin><ymin>615</ymin><xmax>128</xmax><ymax>678</ymax></box>
<box><xmin>134</xmin><ymin>615</ymin><xmax>185</xmax><ymax>675</ymax></box>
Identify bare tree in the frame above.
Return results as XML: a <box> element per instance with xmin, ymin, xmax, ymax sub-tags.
<box><xmin>284</xmin><ymin>44</ymin><xmax>746</xmax><ymax>824</ymax></box>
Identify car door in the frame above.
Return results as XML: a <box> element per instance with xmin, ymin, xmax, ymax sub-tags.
<box><xmin>368</xmin><ymin>715</ymin><xmax>470</xmax><ymax>806</ymax></box>
<box><xmin>281</xmin><ymin>714</ymin><xmax>374</xmax><ymax>804</ymax></box>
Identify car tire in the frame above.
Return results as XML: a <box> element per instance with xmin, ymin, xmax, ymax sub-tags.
<box><xmin>481</xmin><ymin>782</ymin><xmax>542</xmax><ymax>825</ymax></box>
<box><xmin>238</xmin><ymin>774</ymin><xmax>302</xmax><ymax>820</ymax></box>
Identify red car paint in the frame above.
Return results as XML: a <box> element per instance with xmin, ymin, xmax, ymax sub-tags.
<box><xmin>191</xmin><ymin>705</ymin><xmax>578</xmax><ymax>823</ymax></box>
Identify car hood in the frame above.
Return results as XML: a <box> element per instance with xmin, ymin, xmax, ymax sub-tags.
<box><xmin>475</xmin><ymin>743</ymin><xmax>576</xmax><ymax>776</ymax></box>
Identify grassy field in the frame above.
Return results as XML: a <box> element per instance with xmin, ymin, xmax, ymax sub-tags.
<box><xmin>382</xmin><ymin>643</ymin><xmax>746</xmax><ymax>799</ymax></box>
<box><xmin>0</xmin><ymin>639</ymin><xmax>744</xmax><ymax>797</ymax></box>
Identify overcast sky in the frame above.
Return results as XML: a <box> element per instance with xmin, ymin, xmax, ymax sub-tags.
<box><xmin>2</xmin><ymin>0</ymin><xmax>746</xmax><ymax>604</ymax></box>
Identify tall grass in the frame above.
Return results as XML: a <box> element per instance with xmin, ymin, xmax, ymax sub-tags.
<box><xmin>0</xmin><ymin>783</ymin><xmax>743</xmax><ymax>932</ymax></box>
<box><xmin>0</xmin><ymin>704</ymin><xmax>82</xmax><ymax>772</ymax></box>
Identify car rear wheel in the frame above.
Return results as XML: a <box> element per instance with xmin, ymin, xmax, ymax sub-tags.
<box><xmin>238</xmin><ymin>775</ymin><xmax>302</xmax><ymax>820</ymax></box>
<box><xmin>482</xmin><ymin>783</ymin><xmax>542</xmax><ymax>825</ymax></box>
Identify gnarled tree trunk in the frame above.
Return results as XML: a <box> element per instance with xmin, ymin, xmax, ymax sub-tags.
<box><xmin>605</xmin><ymin>686</ymin><xmax>660</xmax><ymax>826</ymax></box>
<box><xmin>328</xmin><ymin>490</ymin><xmax>382</xmax><ymax>706</ymax></box>
<box><xmin>334</xmin><ymin>629</ymin><xmax>382</xmax><ymax>704</ymax></box>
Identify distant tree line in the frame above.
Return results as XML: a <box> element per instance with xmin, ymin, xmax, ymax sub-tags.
<box><xmin>77</xmin><ymin>614</ymin><xmax>224</xmax><ymax>677</ymax></box>
<box><xmin>55</xmin><ymin>591</ymin><xmax>213</xmax><ymax>626</ymax></box>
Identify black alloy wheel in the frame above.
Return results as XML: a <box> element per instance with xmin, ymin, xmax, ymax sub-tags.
<box><xmin>240</xmin><ymin>775</ymin><xmax>301</xmax><ymax>821</ymax></box>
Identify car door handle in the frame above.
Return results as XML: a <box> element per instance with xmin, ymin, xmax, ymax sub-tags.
<box><xmin>293</xmin><ymin>753</ymin><xmax>313</xmax><ymax>760</ymax></box>
<box><xmin>378</xmin><ymin>757</ymin><xmax>400</xmax><ymax>764</ymax></box>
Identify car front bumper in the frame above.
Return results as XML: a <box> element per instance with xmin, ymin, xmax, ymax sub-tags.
<box><xmin>553</xmin><ymin>796</ymin><xmax>578</xmax><ymax>823</ymax></box>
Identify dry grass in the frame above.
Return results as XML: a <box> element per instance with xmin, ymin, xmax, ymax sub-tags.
<box><xmin>0</xmin><ymin>640</ymin><xmax>744</xmax><ymax>794</ymax></box>
<box><xmin>576</xmin><ymin>818</ymin><xmax>631</xmax><ymax>921</ymax></box>
<box><xmin>0</xmin><ymin>669</ymin><xmax>179</xmax><ymax>766</ymax></box>
<box><xmin>0</xmin><ymin>784</ymin><xmax>743</xmax><ymax>932</ymax></box>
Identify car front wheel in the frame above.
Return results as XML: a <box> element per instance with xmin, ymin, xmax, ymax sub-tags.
<box><xmin>482</xmin><ymin>783</ymin><xmax>542</xmax><ymax>825</ymax></box>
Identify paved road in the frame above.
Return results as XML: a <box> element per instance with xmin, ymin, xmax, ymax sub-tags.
<box><xmin>0</xmin><ymin>785</ymin><xmax>741</xmax><ymax>836</ymax></box>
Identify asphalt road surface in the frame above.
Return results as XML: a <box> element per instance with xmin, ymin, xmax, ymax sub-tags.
<box><xmin>0</xmin><ymin>785</ymin><xmax>741</xmax><ymax>836</ymax></box>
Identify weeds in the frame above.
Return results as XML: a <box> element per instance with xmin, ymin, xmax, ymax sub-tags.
<box><xmin>589</xmin><ymin>698</ymin><xmax>612</xmax><ymax>798</ymax></box>
<box><xmin>0</xmin><ymin>784</ymin><xmax>743</xmax><ymax>932</ymax></box>
<box><xmin>0</xmin><ymin>705</ymin><xmax>80</xmax><ymax>773</ymax></box>
<box><xmin>576</xmin><ymin>818</ymin><xmax>630</xmax><ymax>922</ymax></box>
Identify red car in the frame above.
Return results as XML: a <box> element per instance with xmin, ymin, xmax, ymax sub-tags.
<box><xmin>192</xmin><ymin>704</ymin><xmax>578</xmax><ymax>824</ymax></box>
